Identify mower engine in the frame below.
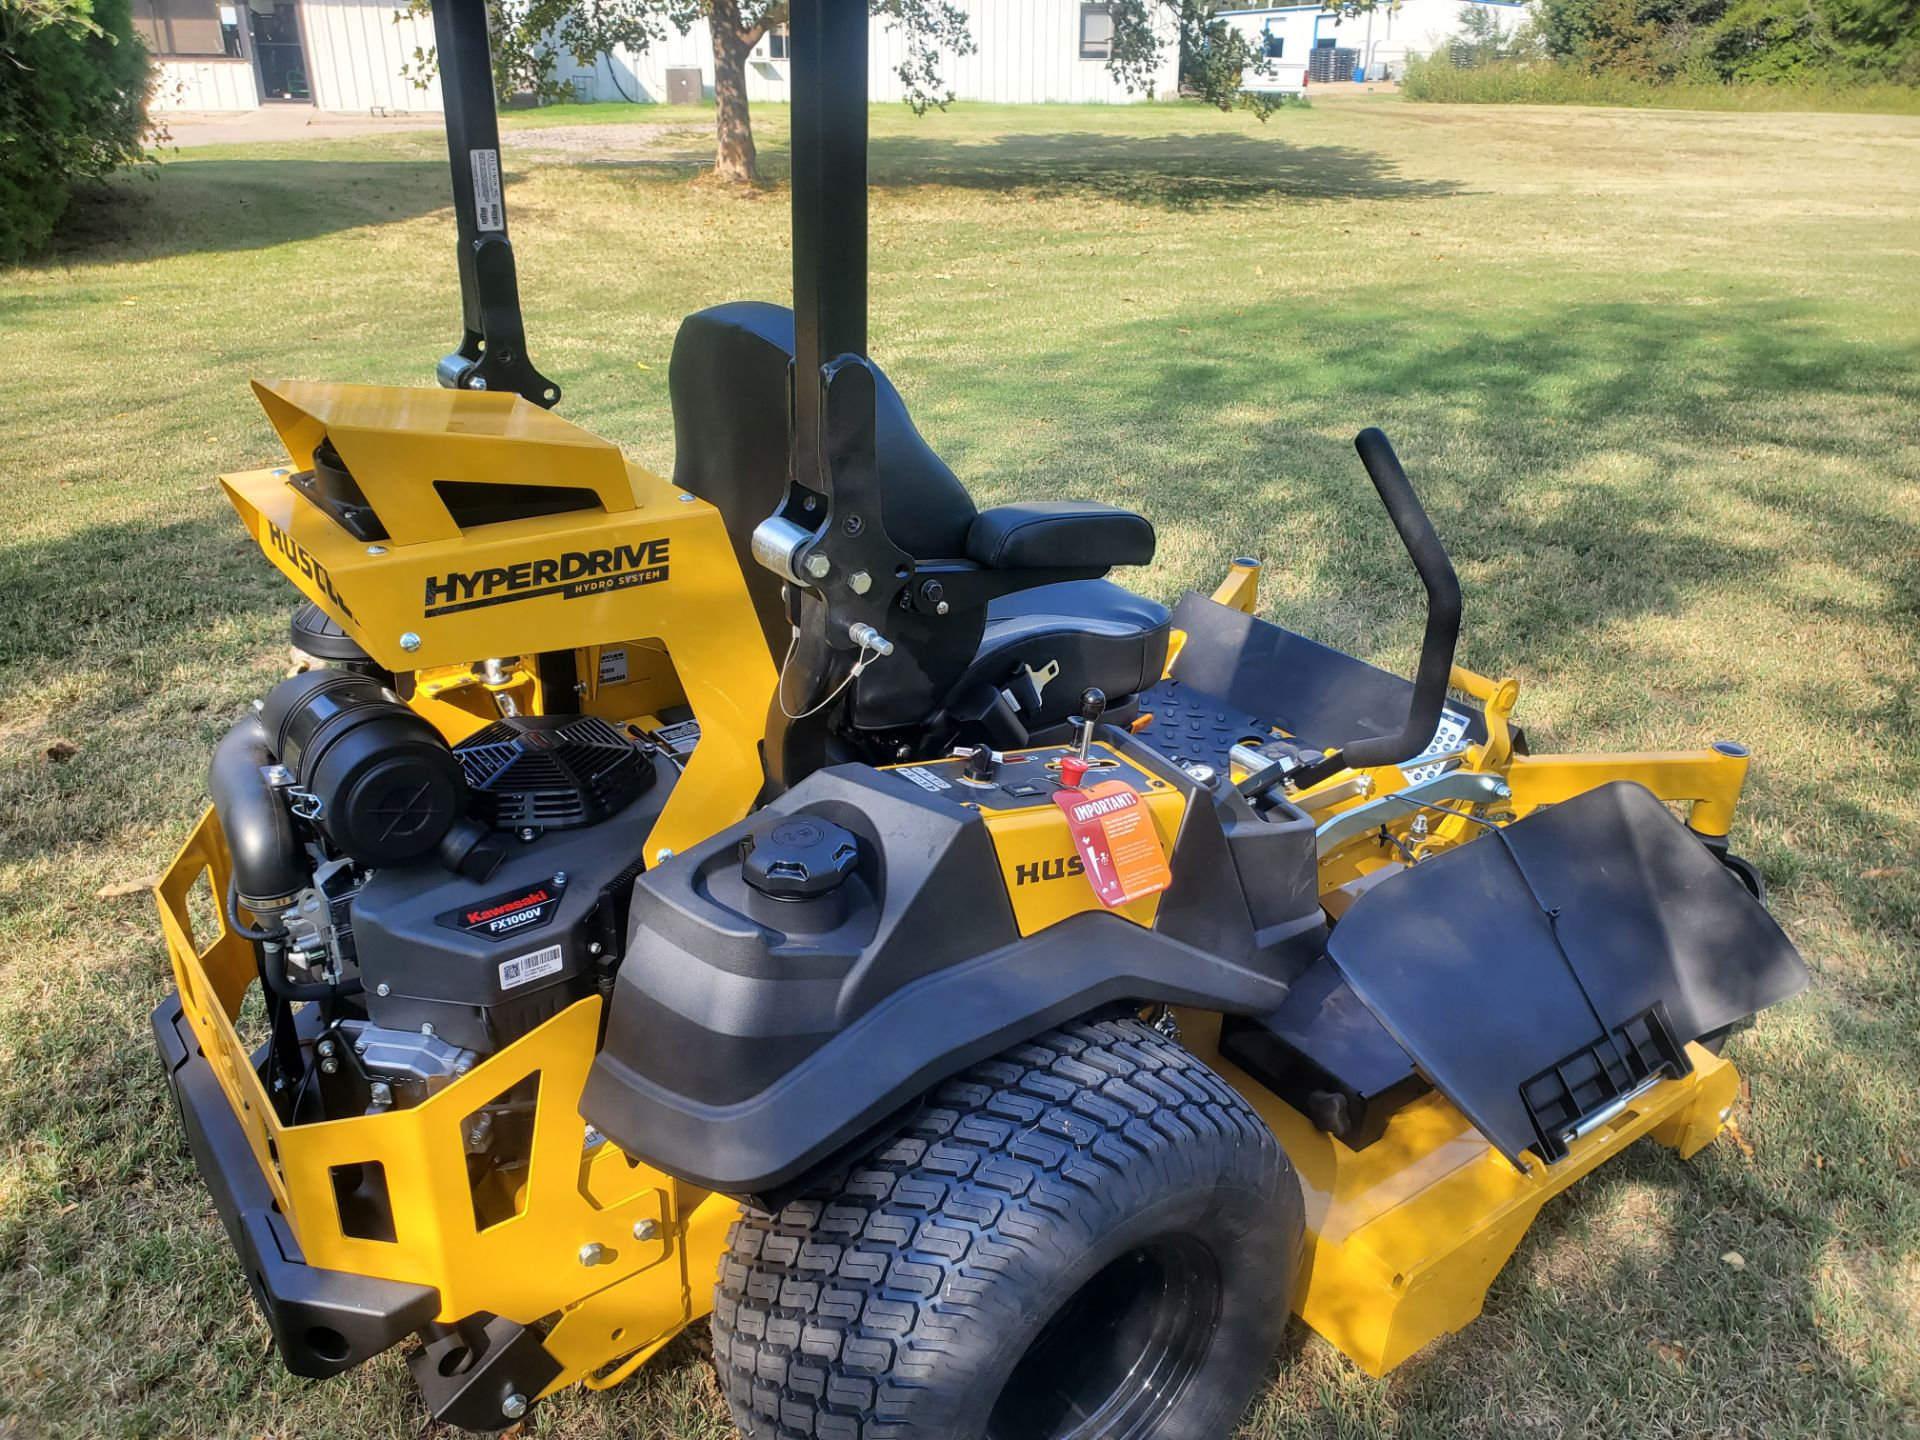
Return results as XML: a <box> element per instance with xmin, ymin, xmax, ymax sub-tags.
<box><xmin>211</xmin><ymin>667</ymin><xmax>669</xmax><ymax>1130</ymax></box>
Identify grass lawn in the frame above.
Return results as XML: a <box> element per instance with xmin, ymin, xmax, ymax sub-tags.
<box><xmin>2</xmin><ymin>94</ymin><xmax>1917</xmax><ymax>1438</ymax></box>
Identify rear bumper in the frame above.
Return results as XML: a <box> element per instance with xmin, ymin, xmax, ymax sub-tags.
<box><xmin>151</xmin><ymin>991</ymin><xmax>440</xmax><ymax>1378</ymax></box>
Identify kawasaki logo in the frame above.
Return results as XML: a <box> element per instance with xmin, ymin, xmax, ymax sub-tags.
<box><xmin>465</xmin><ymin>888</ymin><xmax>551</xmax><ymax>927</ymax></box>
<box><xmin>423</xmin><ymin>538</ymin><xmax>671</xmax><ymax>617</ymax></box>
<box><xmin>1015</xmin><ymin>855</ymin><xmax>1085</xmax><ymax>886</ymax></box>
<box><xmin>266</xmin><ymin>521</ymin><xmax>356</xmax><ymax>621</ymax></box>
<box><xmin>437</xmin><ymin>877</ymin><xmax>565</xmax><ymax>941</ymax></box>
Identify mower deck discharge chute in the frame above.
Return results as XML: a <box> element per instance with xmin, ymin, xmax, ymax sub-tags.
<box><xmin>148</xmin><ymin>2</ymin><xmax>1809</xmax><ymax>1434</ymax></box>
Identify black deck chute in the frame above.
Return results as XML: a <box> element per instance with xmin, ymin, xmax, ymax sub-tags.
<box><xmin>1327</xmin><ymin>781</ymin><xmax>1808</xmax><ymax>1167</ymax></box>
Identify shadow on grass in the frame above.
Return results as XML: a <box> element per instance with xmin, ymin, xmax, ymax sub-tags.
<box><xmin>0</xmin><ymin>514</ymin><xmax>289</xmax><ymax>670</ymax></box>
<box><xmin>32</xmin><ymin>159</ymin><xmax>452</xmax><ymax>267</ymax></box>
<box><xmin>31</xmin><ymin>121</ymin><xmax>1460</xmax><ymax>270</ymax></box>
<box><xmin>920</xmin><ymin>293</ymin><xmax>1917</xmax><ymax>686</ymax></box>
<box><xmin>861</xmin><ymin>129</ymin><xmax>1461</xmax><ymax>209</ymax></box>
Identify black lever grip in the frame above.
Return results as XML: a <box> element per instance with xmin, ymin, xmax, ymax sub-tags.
<box><xmin>1340</xmin><ymin>428</ymin><xmax>1461</xmax><ymax>772</ymax></box>
<box><xmin>1241</xmin><ymin>428</ymin><xmax>1461</xmax><ymax>800</ymax></box>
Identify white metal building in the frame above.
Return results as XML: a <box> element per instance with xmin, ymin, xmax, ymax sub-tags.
<box><xmin>1219</xmin><ymin>0</ymin><xmax>1529</xmax><ymax>84</ymax></box>
<box><xmin>141</xmin><ymin>0</ymin><xmax>440</xmax><ymax>112</ymax></box>
<box><xmin>145</xmin><ymin>0</ymin><xmax>1175</xmax><ymax>114</ymax></box>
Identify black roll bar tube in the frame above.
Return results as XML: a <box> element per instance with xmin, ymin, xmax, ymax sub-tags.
<box><xmin>427</xmin><ymin>0</ymin><xmax>561</xmax><ymax>407</ymax></box>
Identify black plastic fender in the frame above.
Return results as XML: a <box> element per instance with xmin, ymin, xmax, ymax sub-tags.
<box><xmin>580</xmin><ymin>764</ymin><xmax>1297</xmax><ymax>1200</ymax></box>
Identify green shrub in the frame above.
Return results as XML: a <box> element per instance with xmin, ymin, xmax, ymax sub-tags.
<box><xmin>1400</xmin><ymin>50</ymin><xmax>1920</xmax><ymax>113</ymax></box>
<box><xmin>0</xmin><ymin>0</ymin><xmax>154</xmax><ymax>262</ymax></box>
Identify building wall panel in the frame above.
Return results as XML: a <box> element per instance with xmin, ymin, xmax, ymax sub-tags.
<box><xmin>562</xmin><ymin>0</ymin><xmax>1180</xmax><ymax>110</ymax></box>
<box><xmin>152</xmin><ymin>58</ymin><xmax>259</xmax><ymax>111</ymax></box>
<box><xmin>303</xmin><ymin>0</ymin><xmax>441</xmax><ymax>111</ymax></box>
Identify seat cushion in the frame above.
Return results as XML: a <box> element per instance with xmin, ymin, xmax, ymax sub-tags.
<box><xmin>956</xmin><ymin>580</ymin><xmax>1171</xmax><ymax>730</ymax></box>
<box><xmin>967</xmin><ymin>502</ymin><xmax>1156</xmax><ymax>571</ymax></box>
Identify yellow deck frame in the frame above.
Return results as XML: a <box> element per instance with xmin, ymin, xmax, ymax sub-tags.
<box><xmin>156</xmin><ymin>795</ymin><xmax>1742</xmax><ymax>1394</ymax></box>
<box><xmin>156</xmin><ymin>386</ymin><xmax>1753</xmax><ymax>1401</ymax></box>
<box><xmin>1183</xmin><ymin>1010</ymin><xmax>1737</xmax><ymax>1374</ymax></box>
<box><xmin>156</xmin><ymin>810</ymin><xmax>737</xmax><ymax>1395</ymax></box>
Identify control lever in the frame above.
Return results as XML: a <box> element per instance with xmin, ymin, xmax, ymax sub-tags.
<box><xmin>1243</xmin><ymin>428</ymin><xmax>1461</xmax><ymax>799</ymax></box>
<box><xmin>1060</xmin><ymin>688</ymin><xmax>1105</xmax><ymax>787</ymax></box>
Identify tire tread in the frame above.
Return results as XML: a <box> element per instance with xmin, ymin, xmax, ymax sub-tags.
<box><xmin>710</xmin><ymin>1016</ymin><xmax>1287</xmax><ymax>1440</ymax></box>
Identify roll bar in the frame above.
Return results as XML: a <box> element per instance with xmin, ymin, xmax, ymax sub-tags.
<box><xmin>427</xmin><ymin>0</ymin><xmax>560</xmax><ymax>407</ymax></box>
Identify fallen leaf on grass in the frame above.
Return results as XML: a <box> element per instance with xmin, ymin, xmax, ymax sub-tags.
<box><xmin>1651</xmin><ymin>1338</ymin><xmax>1690</xmax><ymax>1366</ymax></box>
<box><xmin>44</xmin><ymin>740</ymin><xmax>79</xmax><ymax>762</ymax></box>
<box><xmin>1722</xmin><ymin>1251</ymin><xmax>1746</xmax><ymax>1270</ymax></box>
<box><xmin>98</xmin><ymin>876</ymin><xmax>160</xmax><ymax>899</ymax></box>
<box><xmin>1724</xmin><ymin>1117</ymin><xmax>1756</xmax><ymax>1161</ymax></box>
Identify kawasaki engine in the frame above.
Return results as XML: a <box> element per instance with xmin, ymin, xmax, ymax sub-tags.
<box><xmin>209</xmin><ymin>669</ymin><xmax>673</xmax><ymax>1130</ymax></box>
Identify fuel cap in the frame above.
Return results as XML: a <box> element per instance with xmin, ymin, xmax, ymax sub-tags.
<box><xmin>741</xmin><ymin>816</ymin><xmax>860</xmax><ymax>900</ymax></box>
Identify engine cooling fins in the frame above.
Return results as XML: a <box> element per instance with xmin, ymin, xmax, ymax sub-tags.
<box><xmin>453</xmin><ymin>714</ymin><xmax>655</xmax><ymax>834</ymax></box>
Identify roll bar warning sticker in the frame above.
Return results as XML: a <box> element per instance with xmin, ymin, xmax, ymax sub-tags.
<box><xmin>470</xmin><ymin>149</ymin><xmax>505</xmax><ymax>231</ymax></box>
<box><xmin>1053</xmin><ymin>780</ymin><xmax>1172</xmax><ymax>908</ymax></box>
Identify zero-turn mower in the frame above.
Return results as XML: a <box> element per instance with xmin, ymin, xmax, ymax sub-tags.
<box><xmin>149</xmin><ymin>3</ymin><xmax>1810</xmax><ymax>1436</ymax></box>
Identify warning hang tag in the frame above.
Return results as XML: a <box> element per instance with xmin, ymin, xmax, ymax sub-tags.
<box><xmin>1053</xmin><ymin>779</ymin><xmax>1173</xmax><ymax>909</ymax></box>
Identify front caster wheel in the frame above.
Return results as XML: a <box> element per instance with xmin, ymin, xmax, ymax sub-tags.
<box><xmin>712</xmin><ymin>1015</ymin><xmax>1304</xmax><ymax>1440</ymax></box>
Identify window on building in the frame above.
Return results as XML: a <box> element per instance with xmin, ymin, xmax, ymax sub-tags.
<box><xmin>1079</xmin><ymin>3</ymin><xmax>1113</xmax><ymax>60</ymax></box>
<box><xmin>1263</xmin><ymin>30</ymin><xmax>1285</xmax><ymax>58</ymax></box>
<box><xmin>132</xmin><ymin>0</ymin><xmax>243</xmax><ymax>57</ymax></box>
<box><xmin>766</xmin><ymin>23</ymin><xmax>790</xmax><ymax>60</ymax></box>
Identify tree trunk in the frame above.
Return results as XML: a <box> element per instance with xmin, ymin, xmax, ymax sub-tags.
<box><xmin>710</xmin><ymin>0</ymin><xmax>760</xmax><ymax>184</ymax></box>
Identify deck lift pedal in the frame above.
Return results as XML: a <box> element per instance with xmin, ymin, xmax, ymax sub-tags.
<box><xmin>149</xmin><ymin>1</ymin><xmax>1809</xmax><ymax>1434</ymax></box>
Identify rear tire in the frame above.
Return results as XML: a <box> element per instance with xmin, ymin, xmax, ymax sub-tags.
<box><xmin>711</xmin><ymin>1015</ymin><xmax>1303</xmax><ymax>1440</ymax></box>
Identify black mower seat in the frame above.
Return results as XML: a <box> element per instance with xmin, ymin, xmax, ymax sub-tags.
<box><xmin>963</xmin><ymin>580</ymin><xmax>1171</xmax><ymax>731</ymax></box>
<box><xmin>669</xmin><ymin>301</ymin><xmax>1164</xmax><ymax>732</ymax></box>
<box><xmin>671</xmin><ymin>301</ymin><xmax>980</xmax><ymax>660</ymax></box>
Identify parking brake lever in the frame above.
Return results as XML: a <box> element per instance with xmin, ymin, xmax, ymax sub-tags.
<box><xmin>1060</xmin><ymin>688</ymin><xmax>1105</xmax><ymax>787</ymax></box>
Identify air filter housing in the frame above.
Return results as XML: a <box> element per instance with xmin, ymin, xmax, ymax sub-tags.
<box><xmin>454</xmin><ymin>715</ymin><xmax>656</xmax><ymax>834</ymax></box>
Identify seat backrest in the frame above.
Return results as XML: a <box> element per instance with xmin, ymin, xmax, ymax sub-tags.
<box><xmin>669</xmin><ymin>302</ymin><xmax>978</xmax><ymax>664</ymax></box>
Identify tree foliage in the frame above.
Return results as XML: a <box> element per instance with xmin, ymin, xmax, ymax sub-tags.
<box><xmin>1534</xmin><ymin>0</ymin><xmax>1920</xmax><ymax>84</ymax></box>
<box><xmin>404</xmin><ymin>0</ymin><xmax>1285</xmax><ymax>181</ymax></box>
<box><xmin>0</xmin><ymin>0</ymin><xmax>153</xmax><ymax>260</ymax></box>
